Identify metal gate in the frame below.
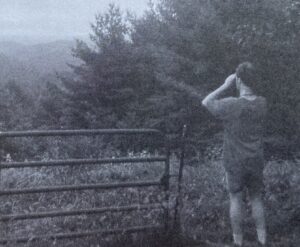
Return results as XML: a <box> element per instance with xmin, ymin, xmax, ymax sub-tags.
<box><xmin>0</xmin><ymin>129</ymin><xmax>170</xmax><ymax>245</ymax></box>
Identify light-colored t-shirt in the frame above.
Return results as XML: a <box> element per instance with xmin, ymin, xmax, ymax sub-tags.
<box><xmin>206</xmin><ymin>96</ymin><xmax>267</xmax><ymax>172</ymax></box>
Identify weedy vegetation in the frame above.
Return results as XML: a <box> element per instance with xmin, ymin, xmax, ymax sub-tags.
<box><xmin>0</xmin><ymin>137</ymin><xmax>298</xmax><ymax>246</ymax></box>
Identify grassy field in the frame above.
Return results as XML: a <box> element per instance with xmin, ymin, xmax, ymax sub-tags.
<box><xmin>0</xmin><ymin>139</ymin><xmax>299</xmax><ymax>246</ymax></box>
<box><xmin>178</xmin><ymin>158</ymin><xmax>300</xmax><ymax>246</ymax></box>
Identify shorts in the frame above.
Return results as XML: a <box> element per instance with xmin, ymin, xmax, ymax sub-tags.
<box><xmin>225</xmin><ymin>157</ymin><xmax>264</xmax><ymax>195</ymax></box>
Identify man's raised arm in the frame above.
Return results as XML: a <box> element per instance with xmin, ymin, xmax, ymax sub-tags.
<box><xmin>202</xmin><ymin>74</ymin><xmax>236</xmax><ymax>107</ymax></box>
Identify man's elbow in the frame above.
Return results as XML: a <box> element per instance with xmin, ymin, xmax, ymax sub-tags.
<box><xmin>201</xmin><ymin>98</ymin><xmax>208</xmax><ymax>107</ymax></box>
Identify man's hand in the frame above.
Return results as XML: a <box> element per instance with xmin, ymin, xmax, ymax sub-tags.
<box><xmin>202</xmin><ymin>73</ymin><xmax>236</xmax><ymax>107</ymax></box>
<box><xmin>223</xmin><ymin>74</ymin><xmax>236</xmax><ymax>89</ymax></box>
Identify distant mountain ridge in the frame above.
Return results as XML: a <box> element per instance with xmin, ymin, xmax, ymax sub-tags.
<box><xmin>0</xmin><ymin>40</ymin><xmax>79</xmax><ymax>84</ymax></box>
<box><xmin>0</xmin><ymin>53</ymin><xmax>39</xmax><ymax>84</ymax></box>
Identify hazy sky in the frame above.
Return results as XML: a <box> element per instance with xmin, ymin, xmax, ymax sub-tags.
<box><xmin>0</xmin><ymin>0</ymin><xmax>153</xmax><ymax>44</ymax></box>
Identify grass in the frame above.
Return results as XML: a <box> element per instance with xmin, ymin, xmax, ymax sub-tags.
<box><xmin>0</xmin><ymin>138</ymin><xmax>299</xmax><ymax>246</ymax></box>
<box><xmin>0</xmin><ymin>137</ymin><xmax>167</xmax><ymax>246</ymax></box>
<box><xmin>178</xmin><ymin>158</ymin><xmax>300</xmax><ymax>246</ymax></box>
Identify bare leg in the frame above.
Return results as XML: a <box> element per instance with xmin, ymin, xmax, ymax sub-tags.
<box><xmin>250</xmin><ymin>193</ymin><xmax>266</xmax><ymax>245</ymax></box>
<box><xmin>229</xmin><ymin>191</ymin><xmax>244</xmax><ymax>246</ymax></box>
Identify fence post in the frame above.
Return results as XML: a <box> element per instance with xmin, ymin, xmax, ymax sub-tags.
<box><xmin>0</xmin><ymin>143</ymin><xmax>8</xmax><ymax>245</ymax></box>
<box><xmin>173</xmin><ymin>125</ymin><xmax>187</xmax><ymax>236</ymax></box>
<box><xmin>162</xmin><ymin>135</ymin><xmax>171</xmax><ymax>235</ymax></box>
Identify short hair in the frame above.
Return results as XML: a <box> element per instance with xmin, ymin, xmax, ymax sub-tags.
<box><xmin>236</xmin><ymin>62</ymin><xmax>257</xmax><ymax>91</ymax></box>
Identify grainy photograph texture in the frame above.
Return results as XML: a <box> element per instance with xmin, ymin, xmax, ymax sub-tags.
<box><xmin>0</xmin><ymin>0</ymin><xmax>299</xmax><ymax>246</ymax></box>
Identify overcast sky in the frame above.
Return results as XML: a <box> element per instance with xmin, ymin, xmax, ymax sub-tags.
<box><xmin>0</xmin><ymin>0</ymin><xmax>154</xmax><ymax>44</ymax></box>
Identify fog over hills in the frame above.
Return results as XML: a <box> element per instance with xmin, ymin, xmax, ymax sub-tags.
<box><xmin>0</xmin><ymin>40</ymin><xmax>79</xmax><ymax>84</ymax></box>
<box><xmin>0</xmin><ymin>53</ymin><xmax>33</xmax><ymax>83</ymax></box>
<box><xmin>0</xmin><ymin>0</ymin><xmax>153</xmax><ymax>86</ymax></box>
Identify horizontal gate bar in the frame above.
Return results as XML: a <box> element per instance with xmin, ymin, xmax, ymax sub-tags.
<box><xmin>0</xmin><ymin>156</ymin><xmax>167</xmax><ymax>169</ymax></box>
<box><xmin>0</xmin><ymin>129</ymin><xmax>162</xmax><ymax>138</ymax></box>
<box><xmin>0</xmin><ymin>180</ymin><xmax>162</xmax><ymax>196</ymax></box>
<box><xmin>0</xmin><ymin>203</ymin><xmax>163</xmax><ymax>221</ymax></box>
<box><xmin>0</xmin><ymin>225</ymin><xmax>162</xmax><ymax>244</ymax></box>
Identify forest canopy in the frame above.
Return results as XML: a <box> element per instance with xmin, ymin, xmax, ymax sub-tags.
<box><xmin>1</xmin><ymin>0</ymin><xmax>300</xmax><ymax>156</ymax></box>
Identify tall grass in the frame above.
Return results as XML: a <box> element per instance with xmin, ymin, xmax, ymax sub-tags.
<box><xmin>0</xmin><ymin>136</ymin><xmax>299</xmax><ymax>246</ymax></box>
<box><xmin>179</xmin><ymin>157</ymin><xmax>300</xmax><ymax>246</ymax></box>
<box><xmin>0</xmin><ymin>137</ymin><xmax>167</xmax><ymax>247</ymax></box>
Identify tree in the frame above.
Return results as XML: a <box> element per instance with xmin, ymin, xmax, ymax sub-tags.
<box><xmin>62</xmin><ymin>4</ymin><xmax>135</xmax><ymax>129</ymax></box>
<box><xmin>61</xmin><ymin>0</ymin><xmax>300</xmax><ymax>155</ymax></box>
<box><xmin>0</xmin><ymin>80</ymin><xmax>35</xmax><ymax>130</ymax></box>
<box><xmin>143</xmin><ymin>0</ymin><xmax>300</xmax><ymax>147</ymax></box>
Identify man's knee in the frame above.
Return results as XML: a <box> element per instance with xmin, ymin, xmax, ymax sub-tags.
<box><xmin>249</xmin><ymin>193</ymin><xmax>265</xmax><ymax>220</ymax></box>
<box><xmin>229</xmin><ymin>191</ymin><xmax>243</xmax><ymax>202</ymax></box>
<box><xmin>249</xmin><ymin>189</ymin><xmax>263</xmax><ymax>203</ymax></box>
<box><xmin>229</xmin><ymin>191</ymin><xmax>244</xmax><ymax>213</ymax></box>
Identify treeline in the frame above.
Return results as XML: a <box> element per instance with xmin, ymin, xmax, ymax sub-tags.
<box><xmin>1</xmin><ymin>0</ymin><xmax>300</xmax><ymax>156</ymax></box>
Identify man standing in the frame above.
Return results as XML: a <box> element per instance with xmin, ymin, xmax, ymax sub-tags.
<box><xmin>202</xmin><ymin>62</ymin><xmax>267</xmax><ymax>246</ymax></box>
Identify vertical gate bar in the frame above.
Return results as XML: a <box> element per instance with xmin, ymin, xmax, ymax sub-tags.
<box><xmin>0</xmin><ymin>141</ymin><xmax>8</xmax><ymax>244</ymax></box>
<box><xmin>173</xmin><ymin>125</ymin><xmax>187</xmax><ymax>233</ymax></box>
<box><xmin>0</xmin><ymin>151</ymin><xmax>1</xmax><ymax>234</ymax></box>
<box><xmin>163</xmin><ymin>135</ymin><xmax>171</xmax><ymax>234</ymax></box>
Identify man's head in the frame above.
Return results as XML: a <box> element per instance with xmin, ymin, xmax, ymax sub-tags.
<box><xmin>235</xmin><ymin>62</ymin><xmax>257</xmax><ymax>92</ymax></box>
